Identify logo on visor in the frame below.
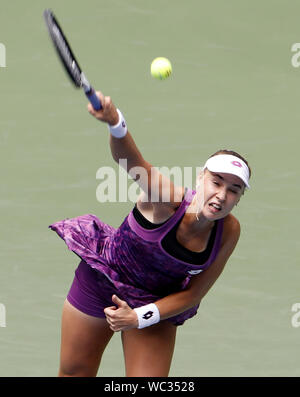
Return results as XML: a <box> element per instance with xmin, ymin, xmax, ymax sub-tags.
<box><xmin>231</xmin><ymin>161</ymin><xmax>242</xmax><ymax>167</ymax></box>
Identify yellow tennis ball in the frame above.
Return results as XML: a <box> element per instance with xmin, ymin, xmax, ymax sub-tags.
<box><xmin>151</xmin><ymin>57</ymin><xmax>172</xmax><ymax>80</ymax></box>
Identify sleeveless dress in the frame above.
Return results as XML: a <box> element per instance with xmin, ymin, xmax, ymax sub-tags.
<box><xmin>49</xmin><ymin>188</ymin><xmax>224</xmax><ymax>325</ymax></box>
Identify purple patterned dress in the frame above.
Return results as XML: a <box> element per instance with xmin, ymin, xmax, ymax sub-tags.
<box><xmin>49</xmin><ymin>188</ymin><xmax>224</xmax><ymax>325</ymax></box>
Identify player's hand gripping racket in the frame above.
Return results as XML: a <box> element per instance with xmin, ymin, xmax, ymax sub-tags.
<box><xmin>43</xmin><ymin>9</ymin><xmax>102</xmax><ymax>110</ymax></box>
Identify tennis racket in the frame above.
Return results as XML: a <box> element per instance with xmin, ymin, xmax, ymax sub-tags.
<box><xmin>43</xmin><ymin>9</ymin><xmax>102</xmax><ymax>110</ymax></box>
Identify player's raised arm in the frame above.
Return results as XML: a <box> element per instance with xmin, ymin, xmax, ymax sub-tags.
<box><xmin>87</xmin><ymin>91</ymin><xmax>183</xmax><ymax>206</ymax></box>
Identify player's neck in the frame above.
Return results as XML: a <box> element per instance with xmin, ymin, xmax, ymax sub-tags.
<box><xmin>183</xmin><ymin>196</ymin><xmax>213</xmax><ymax>233</ymax></box>
<box><xmin>183</xmin><ymin>208</ymin><xmax>214</xmax><ymax>234</ymax></box>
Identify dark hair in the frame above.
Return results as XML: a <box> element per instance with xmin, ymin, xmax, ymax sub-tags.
<box><xmin>209</xmin><ymin>149</ymin><xmax>252</xmax><ymax>179</ymax></box>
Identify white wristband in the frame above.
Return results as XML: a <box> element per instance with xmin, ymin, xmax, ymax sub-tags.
<box><xmin>134</xmin><ymin>303</ymin><xmax>160</xmax><ymax>329</ymax></box>
<box><xmin>108</xmin><ymin>108</ymin><xmax>127</xmax><ymax>138</ymax></box>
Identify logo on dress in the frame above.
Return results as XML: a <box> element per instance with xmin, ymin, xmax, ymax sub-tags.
<box><xmin>143</xmin><ymin>311</ymin><xmax>154</xmax><ymax>320</ymax></box>
<box><xmin>188</xmin><ymin>269</ymin><xmax>203</xmax><ymax>275</ymax></box>
<box><xmin>231</xmin><ymin>161</ymin><xmax>242</xmax><ymax>167</ymax></box>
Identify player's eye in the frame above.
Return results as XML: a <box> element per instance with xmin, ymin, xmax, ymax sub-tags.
<box><xmin>213</xmin><ymin>181</ymin><xmax>219</xmax><ymax>186</ymax></box>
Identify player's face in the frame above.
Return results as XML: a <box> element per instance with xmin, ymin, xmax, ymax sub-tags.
<box><xmin>198</xmin><ymin>170</ymin><xmax>244</xmax><ymax>219</ymax></box>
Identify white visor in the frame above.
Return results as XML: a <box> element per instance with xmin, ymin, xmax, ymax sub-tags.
<box><xmin>204</xmin><ymin>154</ymin><xmax>250</xmax><ymax>189</ymax></box>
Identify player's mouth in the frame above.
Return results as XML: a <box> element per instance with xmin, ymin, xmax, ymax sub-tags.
<box><xmin>208</xmin><ymin>202</ymin><xmax>222</xmax><ymax>214</ymax></box>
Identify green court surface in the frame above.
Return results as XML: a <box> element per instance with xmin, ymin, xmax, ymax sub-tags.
<box><xmin>0</xmin><ymin>0</ymin><xmax>299</xmax><ymax>376</ymax></box>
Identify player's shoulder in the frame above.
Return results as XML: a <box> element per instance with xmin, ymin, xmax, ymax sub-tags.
<box><xmin>223</xmin><ymin>213</ymin><xmax>241</xmax><ymax>232</ymax></box>
<box><xmin>137</xmin><ymin>185</ymin><xmax>185</xmax><ymax>210</ymax></box>
<box><xmin>221</xmin><ymin>213</ymin><xmax>241</xmax><ymax>247</ymax></box>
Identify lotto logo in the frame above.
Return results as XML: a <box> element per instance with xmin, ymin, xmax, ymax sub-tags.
<box><xmin>188</xmin><ymin>269</ymin><xmax>203</xmax><ymax>275</ymax></box>
<box><xmin>231</xmin><ymin>161</ymin><xmax>242</xmax><ymax>167</ymax></box>
<box><xmin>143</xmin><ymin>310</ymin><xmax>154</xmax><ymax>320</ymax></box>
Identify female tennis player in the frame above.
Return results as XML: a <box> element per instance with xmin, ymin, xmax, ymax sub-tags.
<box><xmin>50</xmin><ymin>91</ymin><xmax>251</xmax><ymax>377</ymax></box>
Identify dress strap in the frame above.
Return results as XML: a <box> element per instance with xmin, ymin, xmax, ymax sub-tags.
<box><xmin>158</xmin><ymin>187</ymin><xmax>195</xmax><ymax>234</ymax></box>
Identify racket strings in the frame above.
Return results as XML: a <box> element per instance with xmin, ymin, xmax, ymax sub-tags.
<box><xmin>46</xmin><ymin>11</ymin><xmax>82</xmax><ymax>86</ymax></box>
<box><xmin>51</xmin><ymin>27</ymin><xmax>81</xmax><ymax>84</ymax></box>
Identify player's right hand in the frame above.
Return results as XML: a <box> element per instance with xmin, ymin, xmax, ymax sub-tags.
<box><xmin>87</xmin><ymin>91</ymin><xmax>119</xmax><ymax>126</ymax></box>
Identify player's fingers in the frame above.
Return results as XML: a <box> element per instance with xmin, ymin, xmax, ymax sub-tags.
<box><xmin>103</xmin><ymin>306</ymin><xmax>117</xmax><ymax>317</ymax></box>
<box><xmin>111</xmin><ymin>294</ymin><xmax>127</xmax><ymax>308</ymax></box>
<box><xmin>87</xmin><ymin>102</ymin><xmax>97</xmax><ymax>115</ymax></box>
<box><xmin>95</xmin><ymin>90</ymin><xmax>105</xmax><ymax>106</ymax></box>
<box><xmin>106</xmin><ymin>317</ymin><xmax>114</xmax><ymax>330</ymax></box>
<box><xmin>109</xmin><ymin>324</ymin><xmax>119</xmax><ymax>332</ymax></box>
<box><xmin>88</xmin><ymin>91</ymin><xmax>118</xmax><ymax>125</ymax></box>
<box><xmin>105</xmin><ymin>96</ymin><xmax>112</xmax><ymax>108</ymax></box>
<box><xmin>104</xmin><ymin>312</ymin><xmax>116</xmax><ymax>325</ymax></box>
<box><xmin>87</xmin><ymin>91</ymin><xmax>105</xmax><ymax>115</ymax></box>
<box><xmin>102</xmin><ymin>96</ymin><xmax>115</xmax><ymax>115</ymax></box>
<box><xmin>105</xmin><ymin>305</ymin><xmax>117</xmax><ymax>311</ymax></box>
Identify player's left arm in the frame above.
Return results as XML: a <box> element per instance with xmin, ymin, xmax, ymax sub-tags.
<box><xmin>156</xmin><ymin>216</ymin><xmax>241</xmax><ymax>320</ymax></box>
<box><xmin>104</xmin><ymin>216</ymin><xmax>240</xmax><ymax>331</ymax></box>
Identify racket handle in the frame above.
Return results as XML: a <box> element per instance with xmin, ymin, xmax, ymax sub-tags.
<box><xmin>85</xmin><ymin>88</ymin><xmax>102</xmax><ymax>111</ymax></box>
